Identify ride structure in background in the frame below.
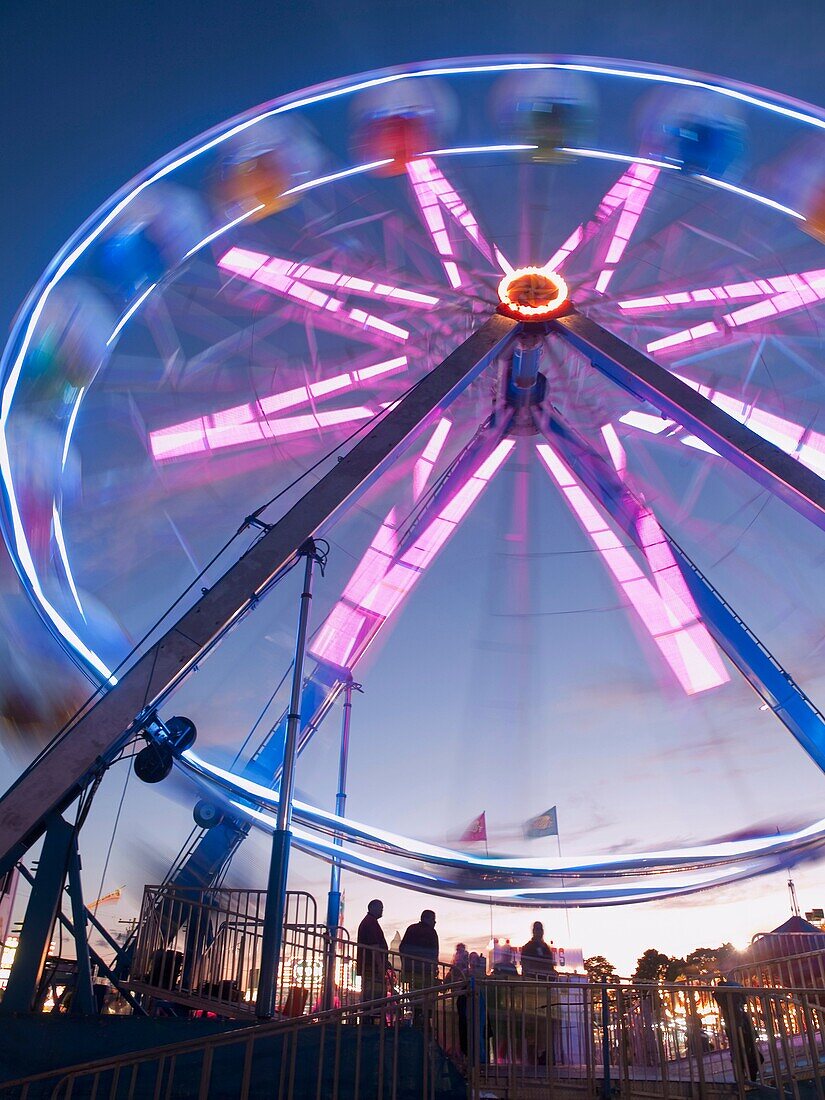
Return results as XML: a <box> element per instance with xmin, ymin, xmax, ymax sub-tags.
<box><xmin>1</xmin><ymin>57</ymin><xmax>825</xmax><ymax>1012</ymax></box>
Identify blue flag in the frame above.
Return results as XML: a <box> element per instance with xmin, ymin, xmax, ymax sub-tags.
<box><xmin>524</xmin><ymin>806</ymin><xmax>558</xmax><ymax>839</ymax></box>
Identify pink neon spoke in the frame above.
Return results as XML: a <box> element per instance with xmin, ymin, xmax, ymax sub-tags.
<box><xmin>647</xmin><ymin>321</ymin><xmax>722</xmax><ymax>353</ymax></box>
<box><xmin>220</xmin><ymin>246</ymin><xmax>438</xmax><ymax>307</ymax></box>
<box><xmin>546</xmin><ymin>226</ymin><xmax>585</xmax><ymax>273</ymax></box>
<box><xmin>310</xmin><ymin>439</ymin><xmax>514</xmax><ymax>669</ymax></box>
<box><xmin>593</xmin><ymin>163</ymin><xmax>659</xmax><ymax>294</ymax></box>
<box><xmin>219</xmin><ymin>247</ymin><xmax>409</xmax><ymax>343</ymax></box>
<box><xmin>645</xmin><ymin>270</ymin><xmax>825</xmax><ymax>355</ymax></box>
<box><xmin>408</xmin><ymin>158</ymin><xmax>493</xmax><ymax>260</ymax></box>
<box><xmin>406</xmin><ymin>158</ymin><xmax>502</xmax><ymax>287</ymax></box>
<box><xmin>246</xmin><ymin>255</ymin><xmax>439</xmax><ymax>308</ymax></box>
<box><xmin>150</xmin><ymin>404</ymin><xmax>375</xmax><ymax>461</ymax></box>
<box><xmin>535</xmin><ymin>442</ymin><xmax>727</xmax><ymax>694</ymax></box>
<box><xmin>406</xmin><ymin>162</ymin><xmax>464</xmax><ymax>287</ymax></box>
<box><xmin>545</xmin><ymin>164</ymin><xmax>659</xmax><ymax>288</ymax></box>
<box><xmin>622</xmin><ymin>268</ymin><xmax>825</xmax><ymax>313</ymax></box>
<box><xmin>413</xmin><ymin>417</ymin><xmax>452</xmax><ymax>500</ymax></box>
<box><xmin>149</xmin><ymin>355</ymin><xmax>407</xmax><ymax>462</ymax></box>
<box><xmin>494</xmin><ymin>247</ymin><xmax>515</xmax><ymax>275</ymax></box>
<box><xmin>675</xmin><ymin>375</ymin><xmax>825</xmax><ymax>478</ymax></box>
<box><xmin>618</xmin><ymin>410</ymin><xmax>674</xmax><ymax>435</ymax></box>
<box><xmin>600</xmin><ymin>423</ymin><xmax>626</xmax><ymax>475</ymax></box>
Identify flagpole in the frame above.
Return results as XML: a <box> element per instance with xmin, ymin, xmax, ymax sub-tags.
<box><xmin>556</xmin><ymin>829</ymin><xmax>573</xmax><ymax>944</ymax></box>
<box><xmin>484</xmin><ymin>820</ymin><xmax>494</xmax><ymax>951</ymax></box>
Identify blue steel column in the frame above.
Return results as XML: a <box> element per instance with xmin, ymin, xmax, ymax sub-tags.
<box><xmin>323</xmin><ymin>678</ymin><xmax>361</xmax><ymax>1011</ymax></box>
<box><xmin>538</xmin><ymin>408</ymin><xmax>825</xmax><ymax>775</ymax></box>
<box><xmin>0</xmin><ymin>815</ymin><xmax>74</xmax><ymax>1014</ymax></box>
<box><xmin>256</xmin><ymin>541</ymin><xmax>320</xmax><ymax>1020</ymax></box>
<box><xmin>65</xmin><ymin>836</ymin><xmax>95</xmax><ymax>1015</ymax></box>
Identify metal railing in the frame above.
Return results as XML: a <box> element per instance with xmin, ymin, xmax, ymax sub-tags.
<box><xmin>128</xmin><ymin>886</ymin><xmax>455</xmax><ymax>1020</ymax></box>
<box><xmin>7</xmin><ymin>976</ymin><xmax>825</xmax><ymax>1098</ymax></box>
<box><xmin>730</xmin><ymin>944</ymin><xmax>825</xmax><ymax>995</ymax></box>
<box><xmin>470</xmin><ymin>977</ymin><xmax>825</xmax><ymax>1100</ymax></box>
<box><xmin>129</xmin><ymin>885</ymin><xmax>319</xmax><ymax>1017</ymax></box>
<box><xmin>1</xmin><ymin>980</ymin><xmax>466</xmax><ymax>1099</ymax></box>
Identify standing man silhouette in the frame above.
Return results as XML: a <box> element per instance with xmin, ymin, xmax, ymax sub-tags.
<box><xmin>357</xmin><ymin>899</ymin><xmax>388</xmax><ymax>1019</ymax></box>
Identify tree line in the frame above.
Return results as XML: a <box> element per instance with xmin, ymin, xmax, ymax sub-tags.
<box><xmin>584</xmin><ymin>943</ymin><xmax>741</xmax><ymax>983</ymax></box>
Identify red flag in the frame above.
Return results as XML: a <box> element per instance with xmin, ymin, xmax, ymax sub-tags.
<box><xmin>460</xmin><ymin>812</ymin><xmax>487</xmax><ymax>843</ymax></box>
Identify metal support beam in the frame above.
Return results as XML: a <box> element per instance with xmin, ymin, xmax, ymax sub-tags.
<box><xmin>667</xmin><ymin>537</ymin><xmax>825</xmax><ymax>773</ymax></box>
<box><xmin>1</xmin><ymin>815</ymin><xmax>73</xmax><ymax>1014</ymax></box>
<box><xmin>551</xmin><ymin>310</ymin><xmax>825</xmax><ymax>532</ymax></box>
<box><xmin>256</xmin><ymin>543</ymin><xmax>319</xmax><ymax>1019</ymax></box>
<box><xmin>0</xmin><ymin>313</ymin><xmax>519</xmax><ymax>874</ymax></box>
<box><xmin>539</xmin><ymin>409</ymin><xmax>825</xmax><ymax>774</ymax></box>
<box><xmin>166</xmin><ymin>416</ymin><xmax>513</xmax><ymax>920</ymax></box>
<box><xmin>323</xmin><ymin>678</ymin><xmax>361</xmax><ymax>1011</ymax></box>
<box><xmin>15</xmin><ymin>862</ymin><xmax>146</xmax><ymax>1015</ymax></box>
<box><xmin>65</xmin><ymin>837</ymin><xmax>95</xmax><ymax>1015</ymax></box>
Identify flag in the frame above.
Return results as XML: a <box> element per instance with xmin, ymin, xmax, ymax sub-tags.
<box><xmin>460</xmin><ymin>812</ymin><xmax>487</xmax><ymax>843</ymax></box>
<box><xmin>524</xmin><ymin>806</ymin><xmax>558</xmax><ymax>839</ymax></box>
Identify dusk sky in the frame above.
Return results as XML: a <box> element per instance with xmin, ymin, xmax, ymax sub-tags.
<box><xmin>2</xmin><ymin>1</ymin><xmax>825</xmax><ymax>977</ymax></box>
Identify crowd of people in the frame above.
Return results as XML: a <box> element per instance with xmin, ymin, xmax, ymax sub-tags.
<box><xmin>355</xmin><ymin>902</ymin><xmax>562</xmax><ymax>1063</ymax></box>
<box><xmin>356</xmin><ymin>901</ymin><xmax>559</xmax><ymax>990</ymax></box>
<box><xmin>358</xmin><ymin>902</ymin><xmax>557</xmax><ymax>994</ymax></box>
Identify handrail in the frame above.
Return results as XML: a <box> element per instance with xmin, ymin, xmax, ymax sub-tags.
<box><xmin>0</xmin><ymin>980</ymin><xmax>466</xmax><ymax>1092</ymax></box>
<box><xmin>8</xmin><ymin>976</ymin><xmax>825</xmax><ymax>1096</ymax></box>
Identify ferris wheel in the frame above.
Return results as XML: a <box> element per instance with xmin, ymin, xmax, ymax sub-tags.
<box><xmin>2</xmin><ymin>56</ymin><xmax>825</xmax><ymax>906</ymax></box>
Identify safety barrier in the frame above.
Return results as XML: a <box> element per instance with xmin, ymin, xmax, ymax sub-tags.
<box><xmin>469</xmin><ymin>977</ymin><xmax>825</xmax><ymax>1100</ymax></box>
<box><xmin>1</xmin><ymin>980</ymin><xmax>467</xmax><ymax>1099</ymax></box>
<box><xmin>730</xmin><ymin>943</ymin><xmax>825</xmax><ymax>997</ymax></box>
<box><xmin>128</xmin><ymin>885</ymin><xmax>454</xmax><ymax>1019</ymax></box>
<box><xmin>129</xmin><ymin>885</ymin><xmax>319</xmax><ymax>1017</ymax></box>
<box><xmin>6</xmin><ymin>977</ymin><xmax>825</xmax><ymax>1098</ymax></box>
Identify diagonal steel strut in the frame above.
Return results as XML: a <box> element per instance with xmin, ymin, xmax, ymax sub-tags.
<box><xmin>551</xmin><ymin>310</ymin><xmax>825</xmax><ymax>532</ymax></box>
<box><xmin>0</xmin><ymin>313</ymin><xmax>519</xmax><ymax>873</ymax></box>
<box><xmin>538</xmin><ymin>407</ymin><xmax>825</xmax><ymax>773</ymax></box>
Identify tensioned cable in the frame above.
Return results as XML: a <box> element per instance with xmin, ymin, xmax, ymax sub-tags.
<box><xmin>10</xmin><ymin>365</ymin><xmax>441</xmax><ymax>796</ymax></box>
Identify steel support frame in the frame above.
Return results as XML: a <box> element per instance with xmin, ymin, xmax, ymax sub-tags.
<box><xmin>538</xmin><ymin>408</ymin><xmax>825</xmax><ymax>774</ymax></box>
<box><xmin>167</xmin><ymin>415</ymin><xmax>514</xmax><ymax>908</ymax></box>
<box><xmin>0</xmin><ymin>313</ymin><xmax>520</xmax><ymax>877</ymax></box>
<box><xmin>0</xmin><ymin>815</ymin><xmax>77</xmax><ymax>1014</ymax></box>
<box><xmin>14</xmin><ymin>862</ymin><xmax>145</xmax><ymax>1015</ymax></box>
<box><xmin>551</xmin><ymin>310</ymin><xmax>825</xmax><ymax>533</ymax></box>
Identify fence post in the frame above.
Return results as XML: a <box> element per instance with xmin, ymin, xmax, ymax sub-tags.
<box><xmin>601</xmin><ymin>977</ymin><xmax>611</xmax><ymax>1100</ymax></box>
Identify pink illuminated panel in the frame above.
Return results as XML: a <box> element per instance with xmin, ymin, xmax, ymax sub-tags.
<box><xmin>149</xmin><ymin>355</ymin><xmax>407</xmax><ymax>462</ymax></box>
<box><xmin>535</xmin><ymin>442</ymin><xmax>728</xmax><ymax>694</ymax></box>
<box><xmin>310</xmin><ymin>439</ymin><xmax>515</xmax><ymax>670</ymax></box>
<box><xmin>219</xmin><ymin>247</ymin><xmax>410</xmax><ymax>343</ymax></box>
<box><xmin>546</xmin><ymin>164</ymin><xmax>659</xmax><ymax>292</ymax></box>
<box><xmin>621</xmin><ymin>270</ymin><xmax>825</xmax><ymax>312</ymax></box>
<box><xmin>675</xmin><ymin>376</ymin><xmax>825</xmax><ymax>479</ymax></box>
<box><xmin>641</xmin><ymin>269</ymin><xmax>825</xmax><ymax>356</ymax></box>
<box><xmin>413</xmin><ymin>418</ymin><xmax>452</xmax><ymax>500</ymax></box>
<box><xmin>601</xmin><ymin>423</ymin><xmax>626</xmax><ymax>475</ymax></box>
<box><xmin>406</xmin><ymin>158</ymin><xmax>499</xmax><ymax>287</ymax></box>
<box><xmin>237</xmin><ymin>254</ymin><xmax>439</xmax><ymax>307</ymax></box>
<box><xmin>150</xmin><ymin>404</ymin><xmax>375</xmax><ymax>461</ymax></box>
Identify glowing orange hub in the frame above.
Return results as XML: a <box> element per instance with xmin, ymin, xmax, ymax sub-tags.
<box><xmin>497</xmin><ymin>266</ymin><xmax>569</xmax><ymax>320</ymax></box>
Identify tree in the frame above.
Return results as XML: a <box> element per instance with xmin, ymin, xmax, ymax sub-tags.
<box><xmin>633</xmin><ymin>948</ymin><xmax>671</xmax><ymax>983</ymax></box>
<box><xmin>584</xmin><ymin>955</ymin><xmax>617</xmax><ymax>983</ymax></box>
<box><xmin>684</xmin><ymin>943</ymin><xmax>740</xmax><ymax>979</ymax></box>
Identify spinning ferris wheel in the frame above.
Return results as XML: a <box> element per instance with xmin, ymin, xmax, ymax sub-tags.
<box><xmin>2</xmin><ymin>56</ymin><xmax>825</xmax><ymax>908</ymax></box>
